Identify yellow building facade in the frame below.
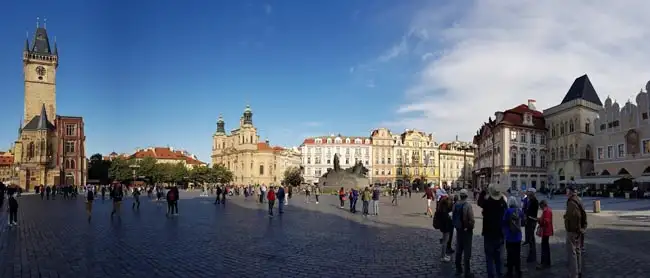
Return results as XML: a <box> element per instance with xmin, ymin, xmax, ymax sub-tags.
<box><xmin>370</xmin><ymin>128</ymin><xmax>395</xmax><ymax>185</ymax></box>
<box><xmin>439</xmin><ymin>139</ymin><xmax>475</xmax><ymax>188</ymax></box>
<box><xmin>211</xmin><ymin>106</ymin><xmax>301</xmax><ymax>185</ymax></box>
<box><xmin>393</xmin><ymin>129</ymin><xmax>439</xmax><ymax>186</ymax></box>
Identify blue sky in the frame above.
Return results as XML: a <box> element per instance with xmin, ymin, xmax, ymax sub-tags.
<box><xmin>0</xmin><ymin>0</ymin><xmax>433</xmax><ymax>162</ymax></box>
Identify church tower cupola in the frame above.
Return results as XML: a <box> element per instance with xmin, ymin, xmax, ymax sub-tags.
<box><xmin>216</xmin><ymin>114</ymin><xmax>225</xmax><ymax>134</ymax></box>
<box><xmin>243</xmin><ymin>105</ymin><xmax>253</xmax><ymax>125</ymax></box>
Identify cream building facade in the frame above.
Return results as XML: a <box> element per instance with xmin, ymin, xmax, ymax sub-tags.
<box><xmin>544</xmin><ymin>75</ymin><xmax>602</xmax><ymax>187</ymax></box>
<box><xmin>370</xmin><ymin>128</ymin><xmax>395</xmax><ymax>185</ymax></box>
<box><xmin>588</xmin><ymin>81</ymin><xmax>650</xmax><ymax>188</ymax></box>
<box><xmin>300</xmin><ymin>135</ymin><xmax>372</xmax><ymax>184</ymax></box>
<box><xmin>393</xmin><ymin>129</ymin><xmax>439</xmax><ymax>187</ymax></box>
<box><xmin>211</xmin><ymin>106</ymin><xmax>300</xmax><ymax>185</ymax></box>
<box><xmin>439</xmin><ymin>138</ymin><xmax>475</xmax><ymax>188</ymax></box>
<box><xmin>473</xmin><ymin>101</ymin><xmax>548</xmax><ymax>191</ymax></box>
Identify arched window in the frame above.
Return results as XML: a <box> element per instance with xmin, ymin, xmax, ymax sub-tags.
<box><xmin>569</xmin><ymin>145</ymin><xmax>574</xmax><ymax>158</ymax></box>
<box><xmin>585</xmin><ymin>145</ymin><xmax>592</xmax><ymax>159</ymax></box>
<box><xmin>27</xmin><ymin>142</ymin><xmax>35</xmax><ymax>159</ymax></box>
<box><xmin>345</xmin><ymin>138</ymin><xmax>350</xmax><ymax>144</ymax></box>
<box><xmin>510</xmin><ymin>147</ymin><xmax>518</xmax><ymax>166</ymax></box>
<box><xmin>64</xmin><ymin>159</ymin><xmax>70</xmax><ymax>169</ymax></box>
<box><xmin>70</xmin><ymin>159</ymin><xmax>76</xmax><ymax>169</ymax></box>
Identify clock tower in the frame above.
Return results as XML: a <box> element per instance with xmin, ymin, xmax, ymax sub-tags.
<box><xmin>23</xmin><ymin>24</ymin><xmax>58</xmax><ymax>127</ymax></box>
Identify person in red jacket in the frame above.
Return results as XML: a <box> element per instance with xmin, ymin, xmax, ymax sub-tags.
<box><xmin>537</xmin><ymin>200</ymin><xmax>554</xmax><ymax>269</ymax></box>
<box><xmin>267</xmin><ymin>186</ymin><xmax>276</xmax><ymax>217</ymax></box>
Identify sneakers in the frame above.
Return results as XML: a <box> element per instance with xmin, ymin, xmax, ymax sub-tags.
<box><xmin>316</xmin><ymin>202</ymin><xmax>319</xmax><ymax>204</ymax></box>
<box><xmin>440</xmin><ymin>256</ymin><xmax>451</xmax><ymax>262</ymax></box>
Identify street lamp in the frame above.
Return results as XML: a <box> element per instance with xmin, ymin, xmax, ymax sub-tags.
<box><xmin>129</xmin><ymin>164</ymin><xmax>140</xmax><ymax>188</ymax></box>
<box><xmin>457</xmin><ymin>143</ymin><xmax>476</xmax><ymax>189</ymax></box>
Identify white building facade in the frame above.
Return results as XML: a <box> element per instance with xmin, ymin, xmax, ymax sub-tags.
<box><xmin>544</xmin><ymin>74</ymin><xmax>602</xmax><ymax>187</ymax></box>
<box><xmin>439</xmin><ymin>139</ymin><xmax>475</xmax><ymax>188</ymax></box>
<box><xmin>300</xmin><ymin>135</ymin><xmax>372</xmax><ymax>184</ymax></box>
<box><xmin>473</xmin><ymin>101</ymin><xmax>548</xmax><ymax>191</ymax></box>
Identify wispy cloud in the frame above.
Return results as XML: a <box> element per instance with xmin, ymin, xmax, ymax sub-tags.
<box><xmin>366</xmin><ymin>80</ymin><xmax>376</xmax><ymax>88</ymax></box>
<box><xmin>377</xmin><ymin>36</ymin><xmax>409</xmax><ymax>62</ymax></box>
<box><xmin>380</xmin><ymin>0</ymin><xmax>650</xmax><ymax>142</ymax></box>
<box><xmin>264</xmin><ymin>4</ymin><xmax>273</xmax><ymax>15</ymax></box>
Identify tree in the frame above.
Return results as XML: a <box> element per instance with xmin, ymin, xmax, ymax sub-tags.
<box><xmin>283</xmin><ymin>166</ymin><xmax>303</xmax><ymax>187</ymax></box>
<box><xmin>88</xmin><ymin>153</ymin><xmax>111</xmax><ymax>184</ymax></box>
<box><xmin>212</xmin><ymin>164</ymin><xmax>233</xmax><ymax>184</ymax></box>
<box><xmin>169</xmin><ymin>163</ymin><xmax>188</xmax><ymax>184</ymax></box>
<box><xmin>108</xmin><ymin>157</ymin><xmax>132</xmax><ymax>182</ymax></box>
<box><xmin>189</xmin><ymin>166</ymin><xmax>210</xmax><ymax>186</ymax></box>
<box><xmin>137</xmin><ymin>157</ymin><xmax>158</xmax><ymax>180</ymax></box>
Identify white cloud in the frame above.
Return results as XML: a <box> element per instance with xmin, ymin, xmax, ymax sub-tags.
<box><xmin>386</xmin><ymin>0</ymin><xmax>650</xmax><ymax>142</ymax></box>
<box><xmin>264</xmin><ymin>4</ymin><xmax>272</xmax><ymax>15</ymax></box>
<box><xmin>366</xmin><ymin>80</ymin><xmax>376</xmax><ymax>88</ymax></box>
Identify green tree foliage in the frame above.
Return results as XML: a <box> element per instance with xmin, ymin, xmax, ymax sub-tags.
<box><xmin>88</xmin><ymin>153</ymin><xmax>111</xmax><ymax>184</ymax></box>
<box><xmin>212</xmin><ymin>164</ymin><xmax>234</xmax><ymax>184</ymax></box>
<box><xmin>283</xmin><ymin>166</ymin><xmax>303</xmax><ymax>187</ymax></box>
<box><xmin>108</xmin><ymin>157</ymin><xmax>132</xmax><ymax>182</ymax></box>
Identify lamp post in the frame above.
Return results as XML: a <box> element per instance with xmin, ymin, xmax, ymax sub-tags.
<box><xmin>458</xmin><ymin>143</ymin><xmax>476</xmax><ymax>189</ymax></box>
<box><xmin>129</xmin><ymin>164</ymin><xmax>140</xmax><ymax>188</ymax></box>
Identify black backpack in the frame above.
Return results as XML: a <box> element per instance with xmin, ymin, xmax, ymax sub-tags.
<box><xmin>509</xmin><ymin>209</ymin><xmax>522</xmax><ymax>233</ymax></box>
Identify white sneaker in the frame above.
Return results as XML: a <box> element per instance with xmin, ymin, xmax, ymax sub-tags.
<box><xmin>441</xmin><ymin>256</ymin><xmax>451</xmax><ymax>262</ymax></box>
<box><xmin>11</xmin><ymin>222</ymin><xmax>17</xmax><ymax>226</ymax></box>
<box><xmin>316</xmin><ymin>202</ymin><xmax>319</xmax><ymax>204</ymax></box>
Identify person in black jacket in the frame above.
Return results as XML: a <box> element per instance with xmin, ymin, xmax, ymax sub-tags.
<box><xmin>435</xmin><ymin>195</ymin><xmax>454</xmax><ymax>262</ymax></box>
<box><xmin>524</xmin><ymin>188</ymin><xmax>539</xmax><ymax>263</ymax></box>
<box><xmin>482</xmin><ymin>184</ymin><xmax>507</xmax><ymax>278</ymax></box>
<box><xmin>0</xmin><ymin>182</ymin><xmax>5</xmax><ymax>209</ymax></box>
<box><xmin>8</xmin><ymin>193</ymin><xmax>18</xmax><ymax>226</ymax></box>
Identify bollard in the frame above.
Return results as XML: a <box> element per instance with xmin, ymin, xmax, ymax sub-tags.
<box><xmin>593</xmin><ymin>200</ymin><xmax>601</xmax><ymax>213</ymax></box>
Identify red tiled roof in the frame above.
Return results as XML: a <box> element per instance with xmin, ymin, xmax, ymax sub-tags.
<box><xmin>130</xmin><ymin>147</ymin><xmax>206</xmax><ymax>165</ymax></box>
<box><xmin>257</xmin><ymin>143</ymin><xmax>285</xmax><ymax>152</ymax></box>
<box><xmin>439</xmin><ymin>143</ymin><xmax>450</xmax><ymax>150</ymax></box>
<box><xmin>473</xmin><ymin>103</ymin><xmax>546</xmax><ymax>144</ymax></box>
<box><xmin>0</xmin><ymin>153</ymin><xmax>14</xmax><ymax>166</ymax></box>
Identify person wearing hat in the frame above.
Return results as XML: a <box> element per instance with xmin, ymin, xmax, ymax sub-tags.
<box><xmin>524</xmin><ymin>188</ymin><xmax>539</xmax><ymax>263</ymax></box>
<box><xmin>564</xmin><ymin>184</ymin><xmax>587</xmax><ymax>278</ymax></box>
<box><xmin>481</xmin><ymin>184</ymin><xmax>507</xmax><ymax>278</ymax></box>
<box><xmin>452</xmin><ymin>188</ymin><xmax>475</xmax><ymax>277</ymax></box>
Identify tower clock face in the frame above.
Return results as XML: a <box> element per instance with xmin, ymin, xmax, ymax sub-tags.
<box><xmin>35</xmin><ymin>66</ymin><xmax>46</xmax><ymax>76</ymax></box>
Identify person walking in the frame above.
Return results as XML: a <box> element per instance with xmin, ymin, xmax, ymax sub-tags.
<box><xmin>481</xmin><ymin>184</ymin><xmax>507</xmax><ymax>278</ymax></box>
<box><xmin>361</xmin><ymin>187</ymin><xmax>371</xmax><ymax>217</ymax></box>
<box><xmin>314</xmin><ymin>186</ymin><xmax>321</xmax><ymax>204</ymax></box>
<box><xmin>132</xmin><ymin>187</ymin><xmax>141</xmax><ymax>210</ymax></box>
<box><xmin>277</xmin><ymin>185</ymin><xmax>286</xmax><ymax>214</ymax></box>
<box><xmin>267</xmin><ymin>186</ymin><xmax>276</xmax><ymax>217</ymax></box>
<box><xmin>338</xmin><ymin>187</ymin><xmax>346</xmax><ymax>208</ymax></box>
<box><xmin>305</xmin><ymin>185</ymin><xmax>311</xmax><ymax>203</ymax></box>
<box><xmin>503</xmin><ymin>196</ymin><xmax>525</xmax><ymax>278</ymax></box>
<box><xmin>166</xmin><ymin>186</ymin><xmax>179</xmax><ymax>216</ymax></box>
<box><xmin>372</xmin><ymin>185</ymin><xmax>380</xmax><ymax>216</ymax></box>
<box><xmin>351</xmin><ymin>188</ymin><xmax>359</xmax><ymax>213</ymax></box>
<box><xmin>452</xmin><ymin>189</ymin><xmax>475</xmax><ymax>278</ymax></box>
<box><xmin>536</xmin><ymin>200</ymin><xmax>553</xmax><ymax>269</ymax></box>
<box><xmin>85</xmin><ymin>187</ymin><xmax>95</xmax><ymax>222</ymax></box>
<box><xmin>260</xmin><ymin>184</ymin><xmax>267</xmax><ymax>204</ymax></box>
<box><xmin>110</xmin><ymin>184</ymin><xmax>124</xmax><ymax>219</ymax></box>
<box><xmin>8</xmin><ymin>193</ymin><xmax>19</xmax><ymax>226</ymax></box>
<box><xmin>391</xmin><ymin>186</ymin><xmax>399</xmax><ymax>206</ymax></box>
<box><xmin>434</xmin><ymin>195</ymin><xmax>453</xmax><ymax>262</ymax></box>
<box><xmin>524</xmin><ymin>188</ymin><xmax>539</xmax><ymax>263</ymax></box>
<box><xmin>564</xmin><ymin>185</ymin><xmax>587</xmax><ymax>278</ymax></box>
<box><xmin>423</xmin><ymin>185</ymin><xmax>435</xmax><ymax>217</ymax></box>
<box><xmin>214</xmin><ymin>186</ymin><xmax>223</xmax><ymax>204</ymax></box>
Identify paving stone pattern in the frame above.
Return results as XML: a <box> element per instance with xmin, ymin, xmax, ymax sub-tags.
<box><xmin>0</xmin><ymin>193</ymin><xmax>648</xmax><ymax>277</ymax></box>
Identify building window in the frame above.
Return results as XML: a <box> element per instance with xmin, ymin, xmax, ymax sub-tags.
<box><xmin>569</xmin><ymin>120</ymin><xmax>575</xmax><ymax>132</ymax></box>
<box><xmin>585</xmin><ymin>122</ymin><xmax>590</xmax><ymax>133</ymax></box>
<box><xmin>597</xmin><ymin>147</ymin><xmax>604</xmax><ymax>160</ymax></box>
<box><xmin>531</xmin><ymin>152</ymin><xmax>537</xmax><ymax>167</ymax></box>
<box><xmin>315</xmin><ymin>157</ymin><xmax>321</xmax><ymax>164</ymax></box>
<box><xmin>551</xmin><ymin>149</ymin><xmax>556</xmax><ymax>161</ymax></box>
<box><xmin>65</xmin><ymin>124</ymin><xmax>77</xmax><ymax>136</ymax></box>
<box><xmin>520</xmin><ymin>152</ymin><xmax>527</xmax><ymax>167</ymax></box>
<box><xmin>259</xmin><ymin>165</ymin><xmax>264</xmax><ymax>175</ymax></box>
<box><xmin>510</xmin><ymin>151</ymin><xmax>517</xmax><ymax>166</ymax></box>
<box><xmin>607</xmin><ymin>146</ymin><xmax>613</xmax><ymax>159</ymax></box>
<box><xmin>307</xmin><ymin>157</ymin><xmax>311</xmax><ymax>164</ymax></box>
<box><xmin>569</xmin><ymin>145</ymin><xmax>574</xmax><ymax>158</ymax></box>
<box><xmin>551</xmin><ymin>126</ymin><xmax>556</xmax><ymax>137</ymax></box>
<box><xmin>540</xmin><ymin>133</ymin><xmax>546</xmax><ymax>145</ymax></box>
<box><xmin>643</xmin><ymin>112</ymin><xmax>649</xmax><ymax>120</ymax></box>
<box><xmin>531</xmin><ymin>133</ymin><xmax>537</xmax><ymax>144</ymax></box>
<box><xmin>618</xmin><ymin>144</ymin><xmax>625</xmax><ymax>158</ymax></box>
<box><xmin>510</xmin><ymin>131</ymin><xmax>517</xmax><ymax>141</ymax></box>
<box><xmin>540</xmin><ymin>153</ymin><xmax>545</xmax><ymax>168</ymax></box>
<box><xmin>65</xmin><ymin>141</ymin><xmax>75</xmax><ymax>153</ymax></box>
<box><xmin>520</xmin><ymin>132</ymin><xmax>527</xmax><ymax>143</ymax></box>
<box><xmin>327</xmin><ymin>159</ymin><xmax>331</xmax><ymax>164</ymax></box>
<box><xmin>643</xmin><ymin>140</ymin><xmax>650</xmax><ymax>154</ymax></box>
<box><xmin>388</xmin><ymin>158</ymin><xmax>391</xmax><ymax>164</ymax></box>
<box><xmin>559</xmin><ymin>147</ymin><xmax>564</xmax><ymax>160</ymax></box>
<box><xmin>65</xmin><ymin>159</ymin><xmax>76</xmax><ymax>169</ymax></box>
<box><xmin>345</xmin><ymin>158</ymin><xmax>349</xmax><ymax>164</ymax></box>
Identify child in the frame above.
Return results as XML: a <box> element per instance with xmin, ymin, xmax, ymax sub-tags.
<box><xmin>8</xmin><ymin>193</ymin><xmax>18</xmax><ymax>226</ymax></box>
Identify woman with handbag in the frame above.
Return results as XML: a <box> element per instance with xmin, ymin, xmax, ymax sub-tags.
<box><xmin>536</xmin><ymin>200</ymin><xmax>554</xmax><ymax>269</ymax></box>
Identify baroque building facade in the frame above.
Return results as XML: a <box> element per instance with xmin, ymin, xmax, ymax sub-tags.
<box><xmin>587</xmin><ymin>81</ymin><xmax>650</xmax><ymax>188</ymax></box>
<box><xmin>439</xmin><ymin>138</ymin><xmax>475</xmax><ymax>188</ymax></box>
<box><xmin>12</xmin><ymin>24</ymin><xmax>86</xmax><ymax>190</ymax></box>
<box><xmin>544</xmin><ymin>74</ymin><xmax>602</xmax><ymax>187</ymax></box>
<box><xmin>300</xmin><ymin>135</ymin><xmax>372</xmax><ymax>185</ymax></box>
<box><xmin>211</xmin><ymin>106</ymin><xmax>301</xmax><ymax>185</ymax></box>
<box><xmin>130</xmin><ymin>147</ymin><xmax>206</xmax><ymax>169</ymax></box>
<box><xmin>370</xmin><ymin>128</ymin><xmax>394</xmax><ymax>186</ymax></box>
<box><xmin>393</xmin><ymin>129</ymin><xmax>439</xmax><ymax>187</ymax></box>
<box><xmin>473</xmin><ymin>101</ymin><xmax>547</xmax><ymax>191</ymax></box>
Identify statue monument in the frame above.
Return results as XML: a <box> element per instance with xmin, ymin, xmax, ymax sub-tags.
<box><xmin>319</xmin><ymin>154</ymin><xmax>369</xmax><ymax>189</ymax></box>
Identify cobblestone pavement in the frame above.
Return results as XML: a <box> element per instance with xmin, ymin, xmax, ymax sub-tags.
<box><xmin>0</xmin><ymin>192</ymin><xmax>648</xmax><ymax>277</ymax></box>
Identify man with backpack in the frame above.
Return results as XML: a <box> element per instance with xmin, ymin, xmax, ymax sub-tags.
<box><xmin>565</xmin><ymin>185</ymin><xmax>587</xmax><ymax>278</ymax></box>
<box><xmin>452</xmin><ymin>189</ymin><xmax>475</xmax><ymax>278</ymax></box>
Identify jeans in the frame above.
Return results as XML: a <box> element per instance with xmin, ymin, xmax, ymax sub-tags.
<box><xmin>506</xmin><ymin>242</ymin><xmax>522</xmax><ymax>276</ymax></box>
<box><xmin>268</xmin><ymin>200</ymin><xmax>275</xmax><ymax>215</ymax></box>
<box><xmin>260</xmin><ymin>191</ymin><xmax>266</xmax><ymax>203</ymax></box>
<box><xmin>339</xmin><ymin>196</ymin><xmax>344</xmax><ymax>207</ymax></box>
<box><xmin>362</xmin><ymin>201</ymin><xmax>369</xmax><ymax>215</ymax></box>
<box><xmin>441</xmin><ymin>232</ymin><xmax>451</xmax><ymax>258</ymax></box>
<box><xmin>278</xmin><ymin>199</ymin><xmax>285</xmax><ymax>213</ymax></box>
<box><xmin>455</xmin><ymin>229</ymin><xmax>473</xmax><ymax>274</ymax></box>
<box><xmin>525</xmin><ymin>219</ymin><xmax>537</xmax><ymax>261</ymax></box>
<box><xmin>566</xmin><ymin>232</ymin><xmax>583</xmax><ymax>278</ymax></box>
<box><xmin>540</xmin><ymin>236</ymin><xmax>551</xmax><ymax>266</ymax></box>
<box><xmin>372</xmin><ymin>200</ymin><xmax>379</xmax><ymax>215</ymax></box>
<box><xmin>483</xmin><ymin>237</ymin><xmax>503</xmax><ymax>278</ymax></box>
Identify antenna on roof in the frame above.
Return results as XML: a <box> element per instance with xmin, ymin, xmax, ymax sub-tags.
<box><xmin>36</xmin><ymin>17</ymin><xmax>39</xmax><ymax>28</ymax></box>
<box><xmin>43</xmin><ymin>18</ymin><xmax>47</xmax><ymax>28</ymax></box>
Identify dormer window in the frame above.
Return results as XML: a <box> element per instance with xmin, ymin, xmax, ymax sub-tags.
<box><xmin>524</xmin><ymin>113</ymin><xmax>533</xmax><ymax>125</ymax></box>
<box><xmin>327</xmin><ymin>138</ymin><xmax>332</xmax><ymax>144</ymax></box>
<box><xmin>315</xmin><ymin>138</ymin><xmax>322</xmax><ymax>144</ymax></box>
<box><xmin>345</xmin><ymin>138</ymin><xmax>350</xmax><ymax>144</ymax></box>
<box><xmin>334</xmin><ymin>137</ymin><xmax>342</xmax><ymax>144</ymax></box>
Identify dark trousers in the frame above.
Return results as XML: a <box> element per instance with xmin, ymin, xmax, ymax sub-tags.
<box><xmin>455</xmin><ymin>229</ymin><xmax>473</xmax><ymax>275</ymax></box>
<box><xmin>9</xmin><ymin>209</ymin><xmax>17</xmax><ymax>223</ymax></box>
<box><xmin>484</xmin><ymin>237</ymin><xmax>503</xmax><ymax>278</ymax></box>
<box><xmin>448</xmin><ymin>228</ymin><xmax>454</xmax><ymax>252</ymax></box>
<box><xmin>268</xmin><ymin>200</ymin><xmax>275</xmax><ymax>215</ymax></box>
<box><xmin>214</xmin><ymin>195</ymin><xmax>221</xmax><ymax>204</ymax></box>
<box><xmin>315</xmin><ymin>195</ymin><xmax>319</xmax><ymax>202</ymax></box>
<box><xmin>362</xmin><ymin>201</ymin><xmax>369</xmax><ymax>215</ymax></box>
<box><xmin>339</xmin><ymin>196</ymin><xmax>344</xmax><ymax>207</ymax></box>
<box><xmin>167</xmin><ymin>201</ymin><xmax>178</xmax><ymax>214</ymax></box>
<box><xmin>540</xmin><ymin>236</ymin><xmax>551</xmax><ymax>266</ymax></box>
<box><xmin>506</xmin><ymin>242</ymin><xmax>522</xmax><ymax>276</ymax></box>
<box><xmin>525</xmin><ymin>220</ymin><xmax>537</xmax><ymax>261</ymax></box>
<box><xmin>132</xmin><ymin>197</ymin><xmax>140</xmax><ymax>209</ymax></box>
<box><xmin>0</xmin><ymin>196</ymin><xmax>4</xmax><ymax>209</ymax></box>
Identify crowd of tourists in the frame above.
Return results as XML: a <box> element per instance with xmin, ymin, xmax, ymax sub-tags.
<box><xmin>432</xmin><ymin>184</ymin><xmax>587</xmax><ymax>278</ymax></box>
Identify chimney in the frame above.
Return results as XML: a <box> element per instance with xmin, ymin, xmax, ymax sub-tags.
<box><xmin>528</xmin><ymin>99</ymin><xmax>537</xmax><ymax>111</ymax></box>
<box><xmin>265</xmin><ymin>138</ymin><xmax>270</xmax><ymax>144</ymax></box>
